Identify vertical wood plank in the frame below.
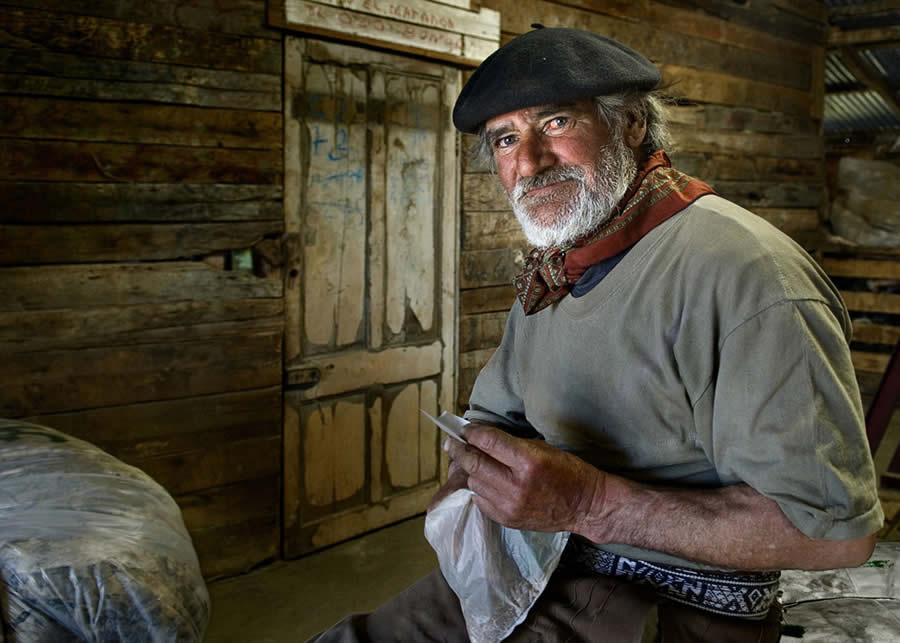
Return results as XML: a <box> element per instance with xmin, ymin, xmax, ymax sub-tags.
<box><xmin>419</xmin><ymin>379</ymin><xmax>439</xmax><ymax>483</ymax></box>
<box><xmin>284</xmin><ymin>36</ymin><xmax>305</xmax><ymax>364</ymax></box>
<box><xmin>333</xmin><ymin>399</ymin><xmax>366</xmax><ymax>501</ymax></box>
<box><xmin>439</xmin><ymin>67</ymin><xmax>460</xmax><ymax>461</ymax></box>
<box><xmin>384</xmin><ymin>74</ymin><xmax>439</xmax><ymax>337</ymax></box>
<box><xmin>304</xmin><ymin>404</ymin><xmax>334</xmax><ymax>506</ymax></box>
<box><xmin>302</xmin><ymin>61</ymin><xmax>367</xmax><ymax>350</ymax></box>
<box><xmin>368</xmin><ymin>395</ymin><xmax>384</xmax><ymax>503</ymax></box>
<box><xmin>284</xmin><ymin>401</ymin><xmax>302</xmax><ymax>534</ymax></box>
<box><xmin>385</xmin><ymin>383</ymin><xmax>420</xmax><ymax>489</ymax></box>
<box><xmin>368</xmin><ymin>69</ymin><xmax>387</xmax><ymax>350</ymax></box>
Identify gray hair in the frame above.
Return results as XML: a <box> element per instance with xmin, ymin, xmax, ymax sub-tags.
<box><xmin>471</xmin><ymin>90</ymin><xmax>674</xmax><ymax>172</ymax></box>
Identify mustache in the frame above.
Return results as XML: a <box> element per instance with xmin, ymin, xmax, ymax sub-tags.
<box><xmin>512</xmin><ymin>166</ymin><xmax>587</xmax><ymax>201</ymax></box>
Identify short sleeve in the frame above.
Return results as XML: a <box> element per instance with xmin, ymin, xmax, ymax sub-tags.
<box><xmin>694</xmin><ymin>299</ymin><xmax>884</xmax><ymax>540</ymax></box>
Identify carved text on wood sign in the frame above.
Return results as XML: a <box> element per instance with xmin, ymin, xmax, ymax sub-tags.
<box><xmin>272</xmin><ymin>0</ymin><xmax>499</xmax><ymax>66</ymax></box>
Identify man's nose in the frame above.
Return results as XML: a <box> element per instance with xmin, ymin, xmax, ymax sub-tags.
<box><xmin>516</xmin><ymin>132</ymin><xmax>556</xmax><ymax>177</ymax></box>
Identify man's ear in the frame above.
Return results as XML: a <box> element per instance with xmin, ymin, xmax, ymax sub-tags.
<box><xmin>624</xmin><ymin>114</ymin><xmax>647</xmax><ymax>151</ymax></box>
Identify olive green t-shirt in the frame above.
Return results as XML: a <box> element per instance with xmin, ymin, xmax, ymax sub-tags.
<box><xmin>466</xmin><ymin>195</ymin><xmax>883</xmax><ymax>571</ymax></box>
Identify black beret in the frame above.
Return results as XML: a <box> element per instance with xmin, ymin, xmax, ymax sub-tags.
<box><xmin>452</xmin><ymin>26</ymin><xmax>660</xmax><ymax>134</ymax></box>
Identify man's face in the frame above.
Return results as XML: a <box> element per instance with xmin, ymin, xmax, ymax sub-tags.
<box><xmin>484</xmin><ymin>98</ymin><xmax>638</xmax><ymax>248</ymax></box>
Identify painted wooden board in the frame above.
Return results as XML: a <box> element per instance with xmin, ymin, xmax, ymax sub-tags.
<box><xmin>300</xmin><ymin>60</ymin><xmax>368</xmax><ymax>351</ymax></box>
<box><xmin>314</xmin><ymin>0</ymin><xmax>499</xmax><ymax>39</ymax></box>
<box><xmin>273</xmin><ymin>0</ymin><xmax>497</xmax><ymax>65</ymax></box>
<box><xmin>282</xmin><ymin>38</ymin><xmax>459</xmax><ymax>557</ymax></box>
<box><xmin>383</xmin><ymin>72</ymin><xmax>439</xmax><ymax>340</ymax></box>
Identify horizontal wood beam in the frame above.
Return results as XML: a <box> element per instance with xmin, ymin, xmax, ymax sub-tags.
<box><xmin>828</xmin><ymin>1</ymin><xmax>900</xmax><ymax>19</ymax></box>
<box><xmin>829</xmin><ymin>25</ymin><xmax>900</xmax><ymax>48</ymax></box>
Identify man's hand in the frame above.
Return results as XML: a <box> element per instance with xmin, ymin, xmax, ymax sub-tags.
<box><xmin>444</xmin><ymin>424</ymin><xmax>606</xmax><ymax>533</ymax></box>
<box><xmin>426</xmin><ymin>461</ymin><xmax>468</xmax><ymax>513</ymax></box>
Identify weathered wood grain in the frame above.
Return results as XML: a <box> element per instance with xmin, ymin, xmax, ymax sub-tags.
<box><xmin>0</xmin><ymin>50</ymin><xmax>281</xmax><ymax>110</ymax></box>
<box><xmin>852</xmin><ymin>322</ymin><xmax>900</xmax><ymax>348</ymax></box>
<box><xmin>661</xmin><ymin>65</ymin><xmax>811</xmax><ymax>118</ymax></box>
<box><xmin>459</xmin><ymin>311</ymin><xmax>507</xmax><ymax>352</ymax></box>
<box><xmin>0</xmin><ymin>139</ymin><xmax>282</xmax><ymax>184</ymax></box>
<box><xmin>671</xmin><ymin>125</ymin><xmax>823</xmax><ymax>160</ymax></box>
<box><xmin>1</xmin><ymin>96</ymin><xmax>282</xmax><ymax>149</ymax></box>
<box><xmin>842</xmin><ymin>291</ymin><xmax>900</xmax><ymax>315</ymax></box>
<box><xmin>2</xmin><ymin>311</ymin><xmax>283</xmax><ymax>352</ymax></box>
<box><xmin>460</xmin><ymin>284</ymin><xmax>516</xmax><ymax>314</ymax></box>
<box><xmin>485</xmin><ymin>0</ymin><xmax>812</xmax><ymax>89</ymax></box>
<box><xmin>1</xmin><ymin>182</ymin><xmax>282</xmax><ymax>223</ymax></box>
<box><xmin>0</xmin><ymin>262</ymin><xmax>282</xmax><ymax>311</ymax></box>
<box><xmin>7</xmin><ymin>0</ymin><xmax>281</xmax><ymax>40</ymax></box>
<box><xmin>0</xmin><ymin>222</ymin><xmax>282</xmax><ymax>264</ymax></box>
<box><xmin>709</xmin><ymin>181</ymin><xmax>824</xmax><ymax>209</ymax></box>
<box><xmin>26</xmin><ymin>386</ymin><xmax>282</xmax><ymax>461</ymax></box>
<box><xmin>542</xmin><ymin>0</ymin><xmax>815</xmax><ymax>62</ymax></box>
<box><xmin>134</xmin><ymin>434</ymin><xmax>282</xmax><ymax>495</ymax></box>
<box><xmin>460</xmin><ymin>248</ymin><xmax>524</xmax><ymax>289</ymax></box>
<box><xmin>385</xmin><ymin>384</ymin><xmax>420</xmax><ymax>490</ymax></box>
<box><xmin>852</xmin><ymin>350</ymin><xmax>892</xmax><ymax>374</ymax></box>
<box><xmin>2</xmin><ymin>330</ymin><xmax>282</xmax><ymax>416</ymax></box>
<box><xmin>822</xmin><ymin>257</ymin><xmax>900</xmax><ymax>279</ymax></box>
<box><xmin>463</xmin><ymin>210</ymin><xmax>528</xmax><ymax>250</ymax></box>
<box><xmin>752</xmin><ymin>208</ymin><xmax>820</xmax><ymax>234</ymax></box>
<box><xmin>652</xmin><ymin>0</ymin><xmax>827</xmax><ymax>45</ymax></box>
<box><xmin>668</xmin><ymin>104</ymin><xmax>815</xmax><ymax>135</ymax></box>
<box><xmin>0</xmin><ymin>6</ymin><xmax>282</xmax><ymax>73</ymax></box>
<box><xmin>671</xmin><ymin>154</ymin><xmax>824</xmax><ymax>183</ymax></box>
<box><xmin>185</xmin><ymin>499</ymin><xmax>280</xmax><ymax>578</ymax></box>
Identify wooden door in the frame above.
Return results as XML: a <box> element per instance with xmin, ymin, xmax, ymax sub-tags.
<box><xmin>282</xmin><ymin>37</ymin><xmax>459</xmax><ymax>557</ymax></box>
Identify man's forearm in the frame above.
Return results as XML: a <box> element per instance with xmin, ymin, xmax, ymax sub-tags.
<box><xmin>578</xmin><ymin>476</ymin><xmax>876</xmax><ymax>571</ymax></box>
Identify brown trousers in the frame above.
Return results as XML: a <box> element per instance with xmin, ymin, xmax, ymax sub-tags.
<box><xmin>309</xmin><ymin>564</ymin><xmax>783</xmax><ymax>642</ymax></box>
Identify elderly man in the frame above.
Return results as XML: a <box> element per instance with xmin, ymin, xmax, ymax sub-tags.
<box><xmin>312</xmin><ymin>26</ymin><xmax>883</xmax><ymax>642</ymax></box>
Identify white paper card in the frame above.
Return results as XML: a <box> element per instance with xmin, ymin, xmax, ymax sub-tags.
<box><xmin>420</xmin><ymin>409</ymin><xmax>469</xmax><ymax>443</ymax></box>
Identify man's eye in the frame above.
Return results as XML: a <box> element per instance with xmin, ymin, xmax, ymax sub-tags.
<box><xmin>494</xmin><ymin>135</ymin><xmax>517</xmax><ymax>149</ymax></box>
<box><xmin>546</xmin><ymin>116</ymin><xmax>570</xmax><ymax>131</ymax></box>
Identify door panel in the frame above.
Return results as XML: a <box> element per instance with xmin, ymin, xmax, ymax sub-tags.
<box><xmin>283</xmin><ymin>37</ymin><xmax>459</xmax><ymax>557</ymax></box>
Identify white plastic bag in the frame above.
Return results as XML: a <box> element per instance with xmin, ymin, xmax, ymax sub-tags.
<box><xmin>424</xmin><ymin>489</ymin><xmax>569</xmax><ymax>643</ymax></box>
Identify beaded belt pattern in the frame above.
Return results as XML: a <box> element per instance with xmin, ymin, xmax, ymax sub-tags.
<box><xmin>563</xmin><ymin>540</ymin><xmax>780</xmax><ymax>620</ymax></box>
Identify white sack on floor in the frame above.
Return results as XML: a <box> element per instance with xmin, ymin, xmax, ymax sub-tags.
<box><xmin>0</xmin><ymin>419</ymin><xmax>210</xmax><ymax>643</ymax></box>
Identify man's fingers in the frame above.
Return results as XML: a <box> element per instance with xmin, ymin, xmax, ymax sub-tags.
<box><xmin>464</xmin><ymin>425</ymin><xmax>533</xmax><ymax>467</ymax></box>
<box><xmin>445</xmin><ymin>437</ymin><xmax>509</xmax><ymax>483</ymax></box>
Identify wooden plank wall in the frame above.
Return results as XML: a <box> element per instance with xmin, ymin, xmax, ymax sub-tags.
<box><xmin>457</xmin><ymin>0</ymin><xmax>830</xmax><ymax>411</ymax></box>
<box><xmin>0</xmin><ymin>0</ymin><xmax>284</xmax><ymax>579</ymax></box>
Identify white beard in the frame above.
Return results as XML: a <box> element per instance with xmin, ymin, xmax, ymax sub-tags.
<box><xmin>508</xmin><ymin>132</ymin><xmax>639</xmax><ymax>249</ymax></box>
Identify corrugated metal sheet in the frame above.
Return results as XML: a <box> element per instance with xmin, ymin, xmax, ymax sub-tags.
<box><xmin>822</xmin><ymin>1</ymin><xmax>900</xmax><ymax>133</ymax></box>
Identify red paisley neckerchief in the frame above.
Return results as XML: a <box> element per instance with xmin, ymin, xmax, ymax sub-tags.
<box><xmin>513</xmin><ymin>151</ymin><xmax>715</xmax><ymax>315</ymax></box>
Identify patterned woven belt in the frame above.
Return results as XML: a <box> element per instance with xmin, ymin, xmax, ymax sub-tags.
<box><xmin>562</xmin><ymin>539</ymin><xmax>780</xmax><ymax>620</ymax></box>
